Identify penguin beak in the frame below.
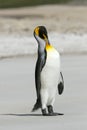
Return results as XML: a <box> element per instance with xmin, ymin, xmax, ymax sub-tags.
<box><xmin>43</xmin><ymin>34</ymin><xmax>50</xmax><ymax>44</ymax></box>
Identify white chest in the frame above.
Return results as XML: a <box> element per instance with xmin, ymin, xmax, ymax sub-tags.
<box><xmin>46</xmin><ymin>49</ymin><xmax>60</xmax><ymax>68</ymax></box>
<box><xmin>41</xmin><ymin>48</ymin><xmax>60</xmax><ymax>89</ymax></box>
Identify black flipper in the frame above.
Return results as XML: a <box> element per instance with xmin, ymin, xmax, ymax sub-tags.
<box><xmin>58</xmin><ymin>72</ymin><xmax>64</xmax><ymax>95</ymax></box>
<box><xmin>32</xmin><ymin>50</ymin><xmax>47</xmax><ymax>111</ymax></box>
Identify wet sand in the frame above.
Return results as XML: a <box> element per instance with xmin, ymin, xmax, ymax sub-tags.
<box><xmin>0</xmin><ymin>55</ymin><xmax>87</xmax><ymax>129</ymax></box>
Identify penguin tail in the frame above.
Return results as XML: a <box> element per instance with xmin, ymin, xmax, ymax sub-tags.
<box><xmin>32</xmin><ymin>98</ymin><xmax>41</xmax><ymax>112</ymax></box>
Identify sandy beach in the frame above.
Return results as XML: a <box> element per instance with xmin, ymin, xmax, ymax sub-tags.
<box><xmin>0</xmin><ymin>55</ymin><xmax>87</xmax><ymax>129</ymax></box>
<box><xmin>0</xmin><ymin>5</ymin><xmax>87</xmax><ymax>58</ymax></box>
<box><xmin>0</xmin><ymin>5</ymin><xmax>87</xmax><ymax>35</ymax></box>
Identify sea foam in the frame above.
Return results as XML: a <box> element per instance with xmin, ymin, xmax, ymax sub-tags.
<box><xmin>0</xmin><ymin>33</ymin><xmax>87</xmax><ymax>58</ymax></box>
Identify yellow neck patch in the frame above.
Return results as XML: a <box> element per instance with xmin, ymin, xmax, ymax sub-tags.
<box><xmin>45</xmin><ymin>43</ymin><xmax>55</xmax><ymax>52</ymax></box>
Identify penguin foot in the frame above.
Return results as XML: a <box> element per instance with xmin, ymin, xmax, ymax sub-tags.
<box><xmin>42</xmin><ymin>108</ymin><xmax>47</xmax><ymax>116</ymax></box>
<box><xmin>47</xmin><ymin>105</ymin><xmax>63</xmax><ymax>116</ymax></box>
<box><xmin>47</xmin><ymin>112</ymin><xmax>63</xmax><ymax>116</ymax></box>
<box><xmin>47</xmin><ymin>105</ymin><xmax>54</xmax><ymax>115</ymax></box>
<box><xmin>41</xmin><ymin>106</ymin><xmax>63</xmax><ymax>116</ymax></box>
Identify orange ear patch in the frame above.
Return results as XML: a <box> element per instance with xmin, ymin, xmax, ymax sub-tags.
<box><xmin>35</xmin><ymin>27</ymin><xmax>39</xmax><ymax>35</ymax></box>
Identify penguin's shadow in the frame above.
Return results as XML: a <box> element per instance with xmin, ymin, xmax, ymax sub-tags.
<box><xmin>1</xmin><ymin>113</ymin><xmax>64</xmax><ymax>117</ymax></box>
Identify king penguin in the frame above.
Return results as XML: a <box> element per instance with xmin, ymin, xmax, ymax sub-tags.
<box><xmin>32</xmin><ymin>26</ymin><xmax>64</xmax><ymax>116</ymax></box>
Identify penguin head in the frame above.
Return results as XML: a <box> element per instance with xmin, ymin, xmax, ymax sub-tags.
<box><xmin>34</xmin><ymin>26</ymin><xmax>50</xmax><ymax>46</ymax></box>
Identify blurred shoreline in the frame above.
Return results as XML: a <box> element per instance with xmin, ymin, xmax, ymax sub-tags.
<box><xmin>0</xmin><ymin>5</ymin><xmax>87</xmax><ymax>35</ymax></box>
<box><xmin>0</xmin><ymin>5</ymin><xmax>87</xmax><ymax>58</ymax></box>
